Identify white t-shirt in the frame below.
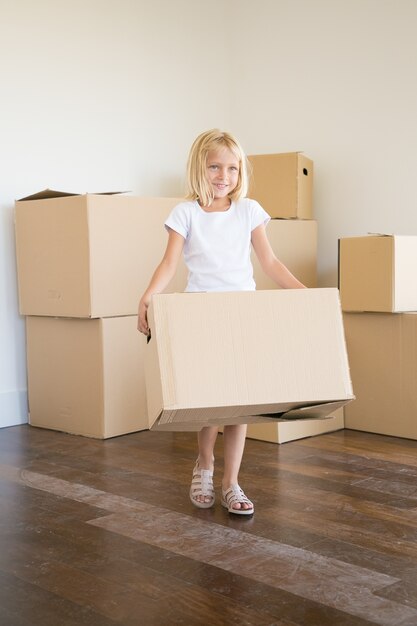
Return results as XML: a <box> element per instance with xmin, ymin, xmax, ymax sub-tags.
<box><xmin>165</xmin><ymin>198</ymin><xmax>270</xmax><ymax>292</ymax></box>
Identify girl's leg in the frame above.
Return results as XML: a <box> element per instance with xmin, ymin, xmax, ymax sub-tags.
<box><xmin>222</xmin><ymin>424</ymin><xmax>252</xmax><ymax>511</ymax></box>
<box><xmin>197</xmin><ymin>425</ymin><xmax>218</xmax><ymax>470</ymax></box>
<box><xmin>191</xmin><ymin>426</ymin><xmax>218</xmax><ymax>505</ymax></box>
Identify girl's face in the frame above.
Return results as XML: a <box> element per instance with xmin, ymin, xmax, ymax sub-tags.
<box><xmin>206</xmin><ymin>148</ymin><xmax>240</xmax><ymax>199</ymax></box>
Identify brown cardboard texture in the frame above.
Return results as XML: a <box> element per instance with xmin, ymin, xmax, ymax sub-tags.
<box><xmin>248</xmin><ymin>152</ymin><xmax>313</xmax><ymax>219</ymax></box>
<box><xmin>339</xmin><ymin>234</ymin><xmax>417</xmax><ymax>312</ymax></box>
<box><xmin>253</xmin><ymin>219</ymin><xmax>317</xmax><ymax>289</ymax></box>
<box><xmin>15</xmin><ymin>191</ymin><xmax>187</xmax><ymax>318</ymax></box>
<box><xmin>26</xmin><ymin>315</ymin><xmax>147</xmax><ymax>439</ymax></box>
<box><xmin>344</xmin><ymin>312</ymin><xmax>417</xmax><ymax>440</ymax></box>
<box><xmin>250</xmin><ymin>218</ymin><xmax>318</xmax><ymax>442</ymax></box>
<box><xmin>145</xmin><ymin>289</ymin><xmax>353</xmax><ymax>431</ymax></box>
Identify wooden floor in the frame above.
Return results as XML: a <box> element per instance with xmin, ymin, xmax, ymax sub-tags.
<box><xmin>1</xmin><ymin>426</ymin><xmax>417</xmax><ymax>625</ymax></box>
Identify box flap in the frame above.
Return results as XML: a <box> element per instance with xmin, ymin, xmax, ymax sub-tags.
<box><xmin>151</xmin><ymin>398</ymin><xmax>355</xmax><ymax>429</ymax></box>
<box><xmin>278</xmin><ymin>398</ymin><xmax>353</xmax><ymax>420</ymax></box>
<box><xmin>18</xmin><ymin>189</ymin><xmax>80</xmax><ymax>202</ymax></box>
<box><xmin>149</xmin><ymin>400</ymin><xmax>354</xmax><ymax>432</ymax></box>
<box><xmin>17</xmin><ymin>189</ymin><xmax>129</xmax><ymax>202</ymax></box>
<box><xmin>87</xmin><ymin>191</ymin><xmax>130</xmax><ymax>196</ymax></box>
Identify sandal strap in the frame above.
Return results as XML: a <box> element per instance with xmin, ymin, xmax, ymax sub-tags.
<box><xmin>223</xmin><ymin>484</ymin><xmax>252</xmax><ymax>507</ymax></box>
<box><xmin>191</xmin><ymin>463</ymin><xmax>214</xmax><ymax>498</ymax></box>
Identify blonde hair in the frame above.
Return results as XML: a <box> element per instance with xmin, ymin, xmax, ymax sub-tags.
<box><xmin>186</xmin><ymin>129</ymin><xmax>250</xmax><ymax>206</ymax></box>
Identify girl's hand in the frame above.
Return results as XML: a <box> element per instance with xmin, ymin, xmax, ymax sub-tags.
<box><xmin>137</xmin><ymin>298</ymin><xmax>150</xmax><ymax>335</ymax></box>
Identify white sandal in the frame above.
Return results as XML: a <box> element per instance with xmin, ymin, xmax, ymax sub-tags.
<box><xmin>221</xmin><ymin>484</ymin><xmax>254</xmax><ymax>515</ymax></box>
<box><xmin>190</xmin><ymin>461</ymin><xmax>215</xmax><ymax>509</ymax></box>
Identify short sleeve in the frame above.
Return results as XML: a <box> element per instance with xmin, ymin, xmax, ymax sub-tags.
<box><xmin>164</xmin><ymin>202</ymin><xmax>190</xmax><ymax>239</ymax></box>
<box><xmin>250</xmin><ymin>199</ymin><xmax>270</xmax><ymax>231</ymax></box>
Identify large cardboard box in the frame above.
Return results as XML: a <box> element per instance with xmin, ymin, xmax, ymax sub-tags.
<box><xmin>26</xmin><ymin>315</ymin><xmax>147</xmax><ymax>439</ymax></box>
<box><xmin>248</xmin><ymin>152</ymin><xmax>313</xmax><ymax>219</ymax></box>
<box><xmin>145</xmin><ymin>289</ymin><xmax>354</xmax><ymax>431</ymax></box>
<box><xmin>253</xmin><ymin>219</ymin><xmax>317</xmax><ymax>289</ymax></box>
<box><xmin>339</xmin><ymin>234</ymin><xmax>417</xmax><ymax>312</ymax></box>
<box><xmin>15</xmin><ymin>190</ymin><xmax>187</xmax><ymax>318</ymax></box>
<box><xmin>343</xmin><ymin>312</ymin><xmax>417</xmax><ymax>440</ymax></box>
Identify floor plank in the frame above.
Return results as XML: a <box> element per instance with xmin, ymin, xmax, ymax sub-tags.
<box><xmin>1</xmin><ymin>425</ymin><xmax>417</xmax><ymax>625</ymax></box>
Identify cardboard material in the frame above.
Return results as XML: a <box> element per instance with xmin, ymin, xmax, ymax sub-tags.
<box><xmin>248</xmin><ymin>152</ymin><xmax>313</xmax><ymax>219</ymax></box>
<box><xmin>246</xmin><ymin>408</ymin><xmax>344</xmax><ymax>444</ymax></box>
<box><xmin>339</xmin><ymin>234</ymin><xmax>417</xmax><ymax>312</ymax></box>
<box><xmin>253</xmin><ymin>219</ymin><xmax>317</xmax><ymax>289</ymax></box>
<box><xmin>15</xmin><ymin>191</ymin><xmax>187</xmax><ymax>318</ymax></box>
<box><xmin>145</xmin><ymin>289</ymin><xmax>354</xmax><ymax>431</ymax></box>
<box><xmin>343</xmin><ymin>312</ymin><xmax>417</xmax><ymax>440</ymax></box>
<box><xmin>26</xmin><ymin>315</ymin><xmax>147</xmax><ymax>439</ymax></box>
<box><xmin>251</xmin><ymin>217</ymin><xmax>325</xmax><ymax>442</ymax></box>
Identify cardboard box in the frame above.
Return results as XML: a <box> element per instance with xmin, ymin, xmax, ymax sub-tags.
<box><xmin>339</xmin><ymin>234</ymin><xmax>417</xmax><ymax>312</ymax></box>
<box><xmin>15</xmin><ymin>190</ymin><xmax>187</xmax><ymax>318</ymax></box>
<box><xmin>145</xmin><ymin>289</ymin><xmax>354</xmax><ymax>431</ymax></box>
<box><xmin>26</xmin><ymin>315</ymin><xmax>147</xmax><ymax>438</ymax></box>
<box><xmin>248</xmin><ymin>152</ymin><xmax>313</xmax><ymax>219</ymax></box>
<box><xmin>253</xmin><ymin>219</ymin><xmax>317</xmax><ymax>289</ymax></box>
<box><xmin>246</xmin><ymin>408</ymin><xmax>344</xmax><ymax>444</ymax></box>
<box><xmin>343</xmin><ymin>312</ymin><xmax>417</xmax><ymax>440</ymax></box>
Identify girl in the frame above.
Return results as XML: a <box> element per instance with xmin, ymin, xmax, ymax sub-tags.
<box><xmin>138</xmin><ymin>129</ymin><xmax>305</xmax><ymax>515</ymax></box>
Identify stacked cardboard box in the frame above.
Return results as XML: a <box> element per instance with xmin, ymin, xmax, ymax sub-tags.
<box><xmin>15</xmin><ymin>190</ymin><xmax>187</xmax><ymax>438</ymax></box>
<box><xmin>245</xmin><ymin>152</ymin><xmax>344</xmax><ymax>443</ymax></box>
<box><xmin>340</xmin><ymin>234</ymin><xmax>417</xmax><ymax>440</ymax></box>
<box><xmin>248</xmin><ymin>152</ymin><xmax>313</xmax><ymax>219</ymax></box>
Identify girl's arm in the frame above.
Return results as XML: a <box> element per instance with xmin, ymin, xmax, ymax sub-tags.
<box><xmin>137</xmin><ymin>228</ymin><xmax>185</xmax><ymax>334</ymax></box>
<box><xmin>251</xmin><ymin>223</ymin><xmax>306</xmax><ymax>289</ymax></box>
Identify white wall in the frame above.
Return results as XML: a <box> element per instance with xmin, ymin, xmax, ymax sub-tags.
<box><xmin>2</xmin><ymin>0</ymin><xmax>417</xmax><ymax>428</ymax></box>
<box><xmin>0</xmin><ymin>0</ymin><xmax>232</xmax><ymax>427</ymax></box>
<box><xmin>231</xmin><ymin>0</ymin><xmax>417</xmax><ymax>285</ymax></box>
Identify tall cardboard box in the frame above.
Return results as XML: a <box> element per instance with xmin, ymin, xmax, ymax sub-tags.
<box><xmin>339</xmin><ymin>234</ymin><xmax>417</xmax><ymax>312</ymax></box>
<box><xmin>26</xmin><ymin>315</ymin><xmax>147</xmax><ymax>439</ymax></box>
<box><xmin>145</xmin><ymin>289</ymin><xmax>354</xmax><ymax>431</ymax></box>
<box><xmin>343</xmin><ymin>312</ymin><xmax>417</xmax><ymax>440</ymax></box>
<box><xmin>15</xmin><ymin>191</ymin><xmax>187</xmax><ymax>318</ymax></box>
<box><xmin>252</xmin><ymin>219</ymin><xmax>317</xmax><ymax>289</ymax></box>
<box><xmin>248</xmin><ymin>152</ymin><xmax>313</xmax><ymax>219</ymax></box>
